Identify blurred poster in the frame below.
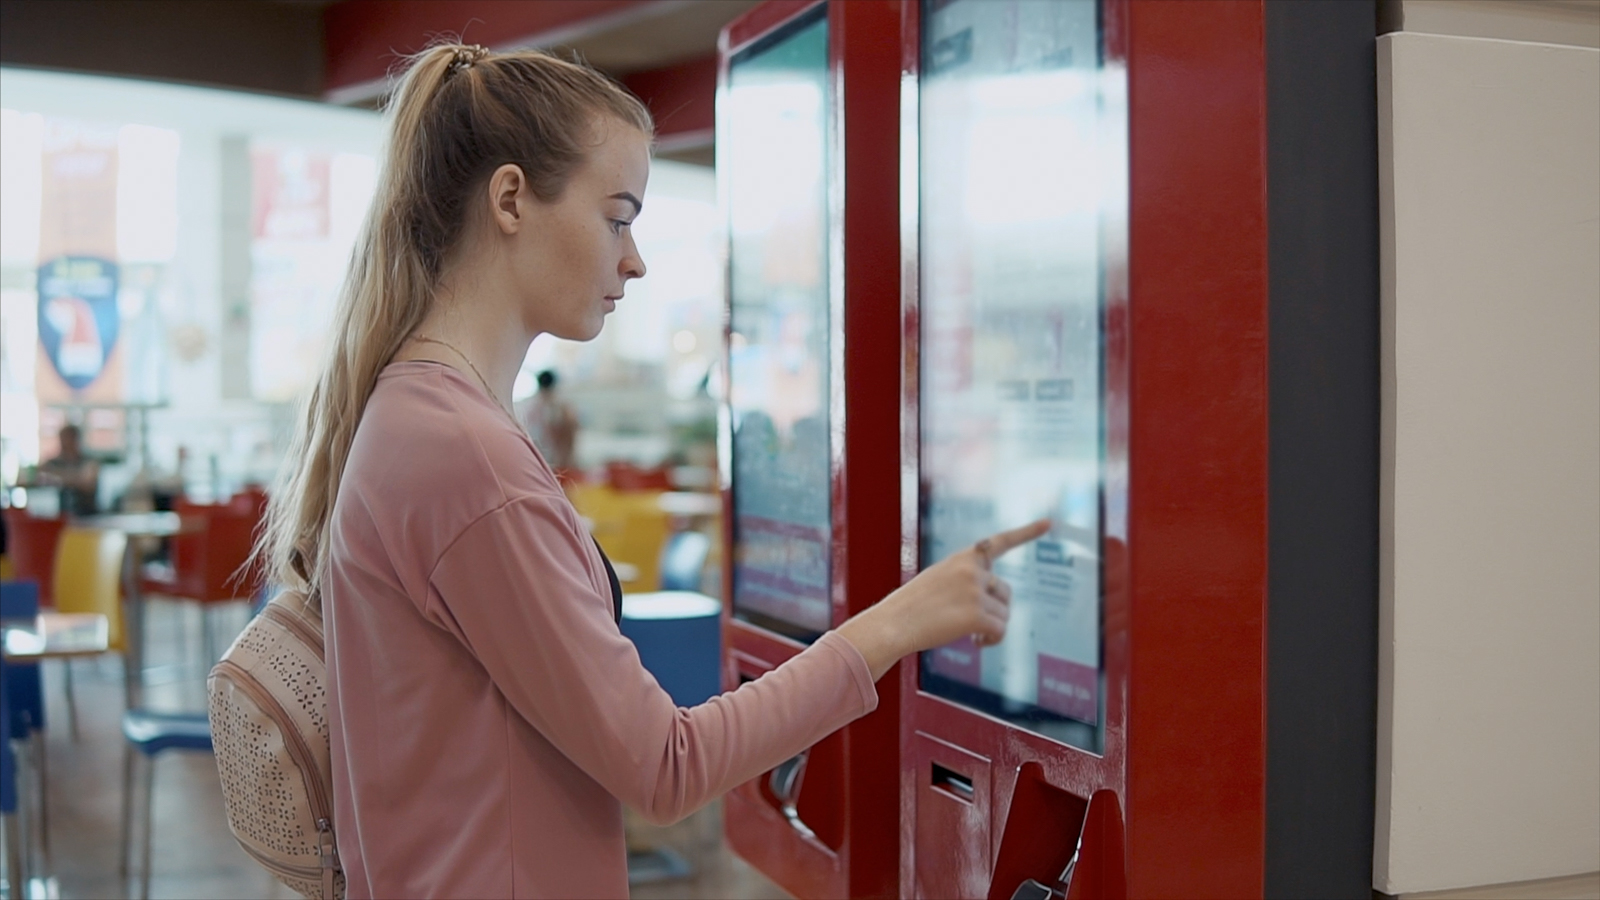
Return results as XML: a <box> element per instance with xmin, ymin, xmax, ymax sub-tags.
<box><xmin>252</xmin><ymin>147</ymin><xmax>330</xmax><ymax>241</ymax></box>
<box><xmin>35</xmin><ymin>117</ymin><xmax>123</xmax><ymax>406</ymax></box>
<box><xmin>249</xmin><ymin>146</ymin><xmax>336</xmax><ymax>402</ymax></box>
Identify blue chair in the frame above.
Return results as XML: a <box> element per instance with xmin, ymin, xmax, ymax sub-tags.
<box><xmin>0</xmin><ymin>581</ymin><xmax>44</xmax><ymax>738</ymax></box>
<box><xmin>2</xmin><ymin>680</ymin><xmax>22</xmax><ymax>900</ymax></box>
<box><xmin>121</xmin><ymin>710</ymin><xmax>212</xmax><ymax>900</ymax></box>
<box><xmin>658</xmin><ymin>530</ymin><xmax>711</xmax><ymax>593</ymax></box>
<box><xmin>0</xmin><ymin>580</ymin><xmax>48</xmax><ymax>877</ymax></box>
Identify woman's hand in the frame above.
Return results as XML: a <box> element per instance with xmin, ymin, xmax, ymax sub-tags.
<box><xmin>836</xmin><ymin>519</ymin><xmax>1052</xmax><ymax>681</ymax></box>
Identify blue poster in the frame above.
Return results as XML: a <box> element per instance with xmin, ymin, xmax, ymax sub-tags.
<box><xmin>37</xmin><ymin>255</ymin><xmax>119</xmax><ymax>391</ymax></box>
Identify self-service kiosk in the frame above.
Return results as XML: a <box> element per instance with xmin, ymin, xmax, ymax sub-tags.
<box><xmin>898</xmin><ymin>1</ymin><xmax>1269</xmax><ymax>899</ymax></box>
<box><xmin>720</xmin><ymin>0</ymin><xmax>1273</xmax><ymax>896</ymax></box>
<box><xmin>716</xmin><ymin>2</ymin><xmax>904</xmax><ymax>898</ymax></box>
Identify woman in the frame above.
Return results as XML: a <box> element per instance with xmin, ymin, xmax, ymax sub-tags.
<box><xmin>258</xmin><ymin>43</ymin><xmax>1046</xmax><ymax>899</ymax></box>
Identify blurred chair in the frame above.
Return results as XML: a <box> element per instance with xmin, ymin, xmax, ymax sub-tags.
<box><xmin>120</xmin><ymin>710</ymin><xmax>212</xmax><ymax>900</ymax></box>
<box><xmin>658</xmin><ymin>530</ymin><xmax>711</xmax><ymax>593</ymax></box>
<box><xmin>1</xmin><ymin>580</ymin><xmax>47</xmax><ymax>890</ymax></box>
<box><xmin>1</xmin><ymin>581</ymin><xmax>46</xmax><ymax>738</ymax></box>
<box><xmin>570</xmin><ymin>485</ymin><xmax>671</xmax><ymax>591</ymax></box>
<box><xmin>141</xmin><ymin>497</ymin><xmax>264</xmax><ymax>669</ymax></box>
<box><xmin>226</xmin><ymin>485</ymin><xmax>268</xmax><ymax>518</ymax></box>
<box><xmin>2</xmin><ymin>678</ymin><xmax>22</xmax><ymax>900</ymax></box>
<box><xmin>52</xmin><ymin>527</ymin><xmax>127</xmax><ymax>739</ymax></box>
<box><xmin>606</xmin><ymin>462</ymin><xmax>674</xmax><ymax>492</ymax></box>
<box><xmin>1</xmin><ymin>582</ymin><xmax>47</xmax><ymax>870</ymax></box>
<box><xmin>2</xmin><ymin>511</ymin><xmax>64</xmax><ymax>608</ymax></box>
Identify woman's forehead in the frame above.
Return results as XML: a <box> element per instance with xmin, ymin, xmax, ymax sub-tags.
<box><xmin>581</xmin><ymin>120</ymin><xmax>651</xmax><ymax>197</ymax></box>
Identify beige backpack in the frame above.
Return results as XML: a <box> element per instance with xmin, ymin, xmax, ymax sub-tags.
<box><xmin>208</xmin><ymin>590</ymin><xmax>343</xmax><ymax>899</ymax></box>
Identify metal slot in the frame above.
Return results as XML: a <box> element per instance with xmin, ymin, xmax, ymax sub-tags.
<box><xmin>931</xmin><ymin>762</ymin><xmax>975</xmax><ymax>802</ymax></box>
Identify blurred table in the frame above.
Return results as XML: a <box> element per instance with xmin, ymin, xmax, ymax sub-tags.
<box><xmin>73</xmin><ymin>511</ymin><xmax>192</xmax><ymax>705</ymax></box>
<box><xmin>657</xmin><ymin>492</ymin><xmax>721</xmax><ymax>518</ymax></box>
<box><xmin>1</xmin><ymin>612</ymin><xmax>106</xmax><ymax>900</ymax></box>
<box><xmin>1</xmin><ymin>612</ymin><xmax>111</xmax><ymax>660</ymax></box>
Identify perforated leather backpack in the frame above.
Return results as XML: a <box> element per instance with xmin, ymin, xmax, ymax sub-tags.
<box><xmin>208</xmin><ymin>589</ymin><xmax>343</xmax><ymax>899</ymax></box>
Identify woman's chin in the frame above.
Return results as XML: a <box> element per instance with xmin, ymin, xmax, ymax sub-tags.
<box><xmin>551</xmin><ymin>317</ymin><xmax>606</xmax><ymax>343</ymax></box>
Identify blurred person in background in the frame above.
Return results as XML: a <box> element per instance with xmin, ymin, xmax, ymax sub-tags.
<box><xmin>255</xmin><ymin>42</ymin><xmax>1044</xmax><ymax>900</ymax></box>
<box><xmin>519</xmin><ymin>368</ymin><xmax>579</xmax><ymax>472</ymax></box>
<box><xmin>151</xmin><ymin>444</ymin><xmax>190</xmax><ymax>511</ymax></box>
<box><xmin>32</xmin><ymin>423</ymin><xmax>99</xmax><ymax>516</ymax></box>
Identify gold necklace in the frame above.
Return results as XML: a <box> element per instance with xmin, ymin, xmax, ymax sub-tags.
<box><xmin>407</xmin><ymin>335</ymin><xmax>520</xmax><ymax>428</ymax></box>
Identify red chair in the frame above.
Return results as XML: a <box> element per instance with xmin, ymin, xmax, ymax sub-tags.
<box><xmin>2</xmin><ymin>510</ymin><xmax>65</xmax><ymax>608</ymax></box>
<box><xmin>605</xmin><ymin>462</ymin><xmax>674</xmax><ymax>492</ymax></box>
<box><xmin>141</xmin><ymin>495</ymin><xmax>266</xmax><ymax>667</ymax></box>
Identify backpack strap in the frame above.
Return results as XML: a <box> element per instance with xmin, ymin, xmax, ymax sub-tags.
<box><xmin>592</xmin><ymin>537</ymin><xmax>623</xmax><ymax>624</ymax></box>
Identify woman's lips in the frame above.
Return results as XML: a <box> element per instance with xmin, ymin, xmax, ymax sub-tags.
<box><xmin>603</xmin><ymin>297</ymin><xmax>618</xmax><ymax>312</ymax></box>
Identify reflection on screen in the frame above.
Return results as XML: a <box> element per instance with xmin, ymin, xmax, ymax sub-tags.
<box><xmin>726</xmin><ymin>8</ymin><xmax>833</xmax><ymax>641</ymax></box>
<box><xmin>918</xmin><ymin>0</ymin><xmax>1126</xmax><ymax>753</ymax></box>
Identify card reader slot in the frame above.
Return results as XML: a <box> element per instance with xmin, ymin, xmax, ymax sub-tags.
<box><xmin>931</xmin><ymin>762</ymin><xmax>975</xmax><ymax>803</ymax></box>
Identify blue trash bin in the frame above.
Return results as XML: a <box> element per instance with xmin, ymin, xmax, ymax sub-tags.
<box><xmin>619</xmin><ymin>591</ymin><xmax>722</xmax><ymax>708</ymax></box>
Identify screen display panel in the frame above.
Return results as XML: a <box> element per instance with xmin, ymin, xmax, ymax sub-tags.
<box><xmin>917</xmin><ymin>0</ymin><xmax>1126</xmax><ymax>753</ymax></box>
<box><xmin>726</xmin><ymin>7</ymin><xmax>833</xmax><ymax>642</ymax></box>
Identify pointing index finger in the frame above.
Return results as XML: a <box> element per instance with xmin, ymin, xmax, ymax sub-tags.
<box><xmin>980</xmin><ymin>518</ymin><xmax>1052</xmax><ymax>560</ymax></box>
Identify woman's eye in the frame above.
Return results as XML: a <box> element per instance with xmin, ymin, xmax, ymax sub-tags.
<box><xmin>610</xmin><ymin>219</ymin><xmax>631</xmax><ymax>235</ymax></box>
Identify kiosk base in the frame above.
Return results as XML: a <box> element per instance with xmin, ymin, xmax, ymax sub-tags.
<box><xmin>991</xmin><ymin>782</ymin><xmax>1125</xmax><ymax>900</ymax></box>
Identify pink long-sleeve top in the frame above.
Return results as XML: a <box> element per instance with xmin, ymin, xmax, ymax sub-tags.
<box><xmin>325</xmin><ymin>361</ymin><xmax>878</xmax><ymax>898</ymax></box>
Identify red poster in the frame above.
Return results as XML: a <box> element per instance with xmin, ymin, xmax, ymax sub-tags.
<box><xmin>34</xmin><ymin>117</ymin><xmax>124</xmax><ymax>425</ymax></box>
<box><xmin>251</xmin><ymin>147</ymin><xmax>330</xmax><ymax>241</ymax></box>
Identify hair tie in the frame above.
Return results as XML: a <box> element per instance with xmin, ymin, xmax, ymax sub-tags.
<box><xmin>450</xmin><ymin>44</ymin><xmax>490</xmax><ymax>71</ymax></box>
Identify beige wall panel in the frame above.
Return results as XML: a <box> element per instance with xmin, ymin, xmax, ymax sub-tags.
<box><xmin>1387</xmin><ymin>0</ymin><xmax>1600</xmax><ymax>48</ymax></box>
<box><xmin>1377</xmin><ymin>32</ymin><xmax>1600</xmax><ymax>895</ymax></box>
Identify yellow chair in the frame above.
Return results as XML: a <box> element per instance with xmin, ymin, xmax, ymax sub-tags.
<box><xmin>53</xmin><ymin>527</ymin><xmax>126</xmax><ymax>650</ymax></box>
<box><xmin>568</xmin><ymin>484</ymin><xmax>671</xmax><ymax>592</ymax></box>
<box><xmin>51</xmin><ymin>526</ymin><xmax>127</xmax><ymax>736</ymax></box>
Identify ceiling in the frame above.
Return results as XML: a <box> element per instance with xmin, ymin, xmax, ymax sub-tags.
<box><xmin>552</xmin><ymin>0</ymin><xmax>761</xmax><ymax>75</ymax></box>
<box><xmin>0</xmin><ymin>0</ymin><xmax>758</xmax><ymax>95</ymax></box>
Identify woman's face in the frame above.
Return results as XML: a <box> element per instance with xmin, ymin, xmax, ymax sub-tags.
<box><xmin>510</xmin><ymin>118</ymin><xmax>650</xmax><ymax>342</ymax></box>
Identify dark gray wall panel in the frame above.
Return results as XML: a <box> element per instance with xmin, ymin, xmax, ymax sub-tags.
<box><xmin>1265</xmin><ymin>2</ymin><xmax>1381</xmax><ymax>897</ymax></box>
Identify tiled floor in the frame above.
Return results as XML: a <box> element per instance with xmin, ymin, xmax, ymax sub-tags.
<box><xmin>7</xmin><ymin>597</ymin><xmax>789</xmax><ymax>899</ymax></box>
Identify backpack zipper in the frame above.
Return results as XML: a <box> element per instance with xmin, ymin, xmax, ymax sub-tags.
<box><xmin>213</xmin><ymin>658</ymin><xmax>336</xmax><ymax>848</ymax></box>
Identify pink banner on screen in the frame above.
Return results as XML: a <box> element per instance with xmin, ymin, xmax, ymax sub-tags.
<box><xmin>1037</xmin><ymin>654</ymin><xmax>1097</xmax><ymax>723</ymax></box>
<box><xmin>927</xmin><ymin>636</ymin><xmax>982</xmax><ymax>684</ymax></box>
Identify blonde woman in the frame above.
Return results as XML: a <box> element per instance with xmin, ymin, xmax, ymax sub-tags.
<box><xmin>258</xmin><ymin>43</ymin><xmax>1046</xmax><ymax>899</ymax></box>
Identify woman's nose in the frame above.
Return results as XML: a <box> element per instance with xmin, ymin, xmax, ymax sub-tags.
<box><xmin>623</xmin><ymin>244</ymin><xmax>646</xmax><ymax>280</ymax></box>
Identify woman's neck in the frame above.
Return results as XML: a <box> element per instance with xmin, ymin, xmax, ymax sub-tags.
<box><xmin>398</xmin><ymin>277</ymin><xmax>533</xmax><ymax>412</ymax></box>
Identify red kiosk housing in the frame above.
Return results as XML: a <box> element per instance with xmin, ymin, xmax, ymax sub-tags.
<box><xmin>716</xmin><ymin>2</ymin><xmax>904</xmax><ymax>898</ymax></box>
<box><xmin>897</xmin><ymin>2</ymin><xmax>1268</xmax><ymax>899</ymax></box>
<box><xmin>719</xmin><ymin>1</ymin><xmax>1269</xmax><ymax>897</ymax></box>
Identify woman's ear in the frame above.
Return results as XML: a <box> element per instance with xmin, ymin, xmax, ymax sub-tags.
<box><xmin>488</xmin><ymin>163</ymin><xmax>527</xmax><ymax>235</ymax></box>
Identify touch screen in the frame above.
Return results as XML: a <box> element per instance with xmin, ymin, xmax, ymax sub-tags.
<box><xmin>917</xmin><ymin>0</ymin><xmax>1126</xmax><ymax>752</ymax></box>
<box><xmin>726</xmin><ymin>7</ymin><xmax>833</xmax><ymax>642</ymax></box>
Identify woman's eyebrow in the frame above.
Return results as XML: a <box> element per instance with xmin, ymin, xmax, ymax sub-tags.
<box><xmin>608</xmin><ymin>191</ymin><xmax>642</xmax><ymax>215</ymax></box>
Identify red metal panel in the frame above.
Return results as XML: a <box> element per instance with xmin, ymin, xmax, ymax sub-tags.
<box><xmin>835</xmin><ymin>4</ymin><xmax>907</xmax><ymax>897</ymax></box>
<box><xmin>1124</xmin><ymin>2</ymin><xmax>1268</xmax><ymax>897</ymax></box>
<box><xmin>718</xmin><ymin>1</ymin><xmax>905</xmax><ymax>897</ymax></box>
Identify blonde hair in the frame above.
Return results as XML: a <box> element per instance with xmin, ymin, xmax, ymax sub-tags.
<box><xmin>258</xmin><ymin>43</ymin><xmax>653</xmax><ymax>600</ymax></box>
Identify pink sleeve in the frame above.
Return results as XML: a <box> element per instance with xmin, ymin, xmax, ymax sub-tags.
<box><xmin>426</xmin><ymin>493</ymin><xmax>879</xmax><ymax>825</ymax></box>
